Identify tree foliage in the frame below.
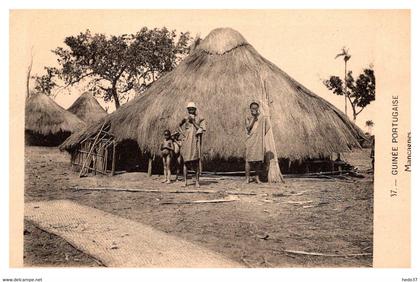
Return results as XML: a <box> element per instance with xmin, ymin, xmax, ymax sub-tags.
<box><xmin>33</xmin><ymin>67</ymin><xmax>57</xmax><ymax>97</ymax></box>
<box><xmin>34</xmin><ymin>27</ymin><xmax>192</xmax><ymax>108</ymax></box>
<box><xmin>365</xmin><ymin>120</ymin><xmax>374</xmax><ymax>127</ymax></box>
<box><xmin>365</xmin><ymin>119</ymin><xmax>374</xmax><ymax>135</ymax></box>
<box><xmin>324</xmin><ymin>68</ymin><xmax>375</xmax><ymax>121</ymax></box>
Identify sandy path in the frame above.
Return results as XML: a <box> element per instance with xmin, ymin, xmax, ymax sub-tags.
<box><xmin>25</xmin><ymin>200</ymin><xmax>243</xmax><ymax>268</ymax></box>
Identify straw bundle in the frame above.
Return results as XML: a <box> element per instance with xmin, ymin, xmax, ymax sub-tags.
<box><xmin>259</xmin><ymin>77</ymin><xmax>284</xmax><ymax>183</ymax></box>
<box><xmin>61</xmin><ymin>28</ymin><xmax>365</xmax><ymax>163</ymax></box>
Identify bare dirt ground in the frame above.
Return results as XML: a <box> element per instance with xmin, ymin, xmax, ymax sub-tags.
<box><xmin>24</xmin><ymin>220</ymin><xmax>103</xmax><ymax>267</ymax></box>
<box><xmin>24</xmin><ymin>146</ymin><xmax>373</xmax><ymax>267</ymax></box>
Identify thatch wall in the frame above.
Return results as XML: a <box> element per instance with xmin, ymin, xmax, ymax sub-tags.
<box><xmin>60</xmin><ymin>28</ymin><xmax>365</xmax><ymax>161</ymax></box>
<box><xmin>25</xmin><ymin>93</ymin><xmax>85</xmax><ymax>145</ymax></box>
<box><xmin>67</xmin><ymin>92</ymin><xmax>107</xmax><ymax>124</ymax></box>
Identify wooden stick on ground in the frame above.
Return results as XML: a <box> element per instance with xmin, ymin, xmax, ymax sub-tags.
<box><xmin>285</xmin><ymin>200</ymin><xmax>314</xmax><ymax>205</ymax></box>
<box><xmin>240</xmin><ymin>257</ymin><xmax>253</xmax><ymax>268</ymax></box>
<box><xmin>283</xmin><ymin>250</ymin><xmax>372</xmax><ymax>257</ymax></box>
<box><xmin>160</xmin><ymin>196</ymin><xmax>238</xmax><ymax>205</ymax></box>
<box><xmin>71</xmin><ymin>187</ymin><xmax>259</xmax><ymax>196</ymax></box>
<box><xmin>273</xmin><ymin>191</ymin><xmax>307</xmax><ymax>197</ymax></box>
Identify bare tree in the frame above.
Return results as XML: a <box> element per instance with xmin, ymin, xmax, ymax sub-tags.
<box><xmin>26</xmin><ymin>48</ymin><xmax>33</xmax><ymax>98</ymax></box>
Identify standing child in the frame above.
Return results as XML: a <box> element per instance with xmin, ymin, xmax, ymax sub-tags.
<box><xmin>160</xmin><ymin>130</ymin><xmax>174</xmax><ymax>184</ymax></box>
<box><xmin>171</xmin><ymin>131</ymin><xmax>184</xmax><ymax>181</ymax></box>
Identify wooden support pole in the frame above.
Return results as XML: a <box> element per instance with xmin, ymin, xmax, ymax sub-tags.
<box><xmin>104</xmin><ymin>147</ymin><xmax>108</xmax><ymax>173</ymax></box>
<box><xmin>330</xmin><ymin>155</ymin><xmax>335</xmax><ymax>172</ymax></box>
<box><xmin>148</xmin><ymin>157</ymin><xmax>153</xmax><ymax>177</ymax></box>
<box><xmin>111</xmin><ymin>141</ymin><xmax>116</xmax><ymax>176</ymax></box>
<box><xmin>198</xmin><ymin>134</ymin><xmax>202</xmax><ymax>175</ymax></box>
<box><xmin>70</xmin><ymin>152</ymin><xmax>74</xmax><ymax>166</ymax></box>
<box><xmin>93</xmin><ymin>151</ymin><xmax>97</xmax><ymax>176</ymax></box>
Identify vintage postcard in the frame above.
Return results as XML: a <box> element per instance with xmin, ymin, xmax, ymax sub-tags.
<box><xmin>8</xmin><ymin>9</ymin><xmax>410</xmax><ymax>271</ymax></box>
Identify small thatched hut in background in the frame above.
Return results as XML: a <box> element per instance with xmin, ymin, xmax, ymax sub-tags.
<box><xmin>60</xmin><ymin>27</ymin><xmax>366</xmax><ymax>174</ymax></box>
<box><xmin>25</xmin><ymin>93</ymin><xmax>85</xmax><ymax>146</ymax></box>
<box><xmin>67</xmin><ymin>92</ymin><xmax>107</xmax><ymax>124</ymax></box>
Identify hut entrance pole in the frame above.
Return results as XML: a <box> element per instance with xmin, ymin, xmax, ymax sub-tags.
<box><xmin>147</xmin><ymin>153</ymin><xmax>154</xmax><ymax>177</ymax></box>
<box><xmin>198</xmin><ymin>134</ymin><xmax>203</xmax><ymax>175</ymax></box>
<box><xmin>111</xmin><ymin>141</ymin><xmax>116</xmax><ymax>176</ymax></box>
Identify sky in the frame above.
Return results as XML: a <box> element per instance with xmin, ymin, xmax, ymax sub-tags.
<box><xmin>11</xmin><ymin>9</ymin><xmax>409</xmax><ymax>131</ymax></box>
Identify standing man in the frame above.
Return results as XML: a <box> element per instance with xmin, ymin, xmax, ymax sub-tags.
<box><xmin>178</xmin><ymin>102</ymin><xmax>206</xmax><ymax>187</ymax></box>
<box><xmin>245</xmin><ymin>102</ymin><xmax>267</xmax><ymax>184</ymax></box>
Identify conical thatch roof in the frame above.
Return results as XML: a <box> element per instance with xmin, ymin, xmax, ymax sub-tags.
<box><xmin>25</xmin><ymin>93</ymin><xmax>85</xmax><ymax>136</ymax></box>
<box><xmin>61</xmin><ymin>27</ymin><xmax>366</xmax><ymax>160</ymax></box>
<box><xmin>67</xmin><ymin>92</ymin><xmax>107</xmax><ymax>123</ymax></box>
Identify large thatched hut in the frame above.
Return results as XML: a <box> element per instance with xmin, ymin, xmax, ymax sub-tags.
<box><xmin>60</xmin><ymin>27</ymin><xmax>365</xmax><ymax>174</ymax></box>
<box><xmin>67</xmin><ymin>92</ymin><xmax>107</xmax><ymax>124</ymax></box>
<box><xmin>25</xmin><ymin>93</ymin><xmax>85</xmax><ymax>146</ymax></box>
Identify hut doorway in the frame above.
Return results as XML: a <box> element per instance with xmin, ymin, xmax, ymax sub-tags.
<box><xmin>115</xmin><ymin>140</ymin><xmax>143</xmax><ymax>172</ymax></box>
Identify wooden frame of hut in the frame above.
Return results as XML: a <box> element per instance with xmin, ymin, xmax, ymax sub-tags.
<box><xmin>69</xmin><ymin>126</ymin><xmax>116</xmax><ymax>176</ymax></box>
<box><xmin>60</xmin><ymin>28</ymin><xmax>366</xmax><ymax>175</ymax></box>
<box><xmin>64</xmin><ymin>92</ymin><xmax>110</xmax><ymax>175</ymax></box>
<box><xmin>25</xmin><ymin>93</ymin><xmax>85</xmax><ymax>146</ymax></box>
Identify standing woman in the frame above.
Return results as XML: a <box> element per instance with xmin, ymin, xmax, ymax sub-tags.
<box><xmin>245</xmin><ymin>101</ymin><xmax>267</xmax><ymax>184</ymax></box>
<box><xmin>178</xmin><ymin>102</ymin><xmax>206</xmax><ymax>187</ymax></box>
